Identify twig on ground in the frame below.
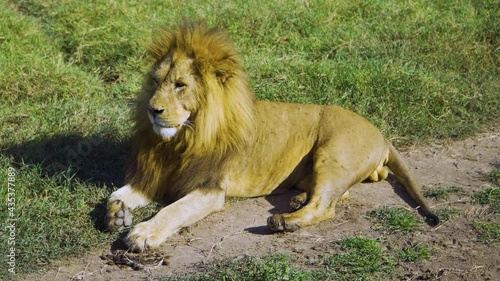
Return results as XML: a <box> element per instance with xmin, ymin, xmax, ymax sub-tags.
<box><xmin>206</xmin><ymin>232</ymin><xmax>244</xmax><ymax>258</ymax></box>
<box><xmin>70</xmin><ymin>262</ymin><xmax>92</xmax><ymax>281</ymax></box>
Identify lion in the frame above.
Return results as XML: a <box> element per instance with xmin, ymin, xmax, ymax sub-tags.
<box><xmin>106</xmin><ymin>23</ymin><xmax>439</xmax><ymax>252</ymax></box>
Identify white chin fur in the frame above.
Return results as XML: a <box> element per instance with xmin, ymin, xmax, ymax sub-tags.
<box><xmin>153</xmin><ymin>124</ymin><xmax>177</xmax><ymax>139</ymax></box>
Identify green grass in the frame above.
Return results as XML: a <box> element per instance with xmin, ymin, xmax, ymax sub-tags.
<box><xmin>0</xmin><ymin>158</ymin><xmax>115</xmax><ymax>269</ymax></box>
<box><xmin>165</xmin><ymin>237</ymin><xmax>435</xmax><ymax>280</ymax></box>
<box><xmin>171</xmin><ymin>254</ymin><xmax>315</xmax><ymax>281</ymax></box>
<box><xmin>423</xmin><ymin>186</ymin><xmax>464</xmax><ymax>200</ymax></box>
<box><xmin>471</xmin><ymin>174</ymin><xmax>499</xmax><ymax>242</ymax></box>
<box><xmin>321</xmin><ymin>237</ymin><xmax>396</xmax><ymax>279</ymax></box>
<box><xmin>473</xmin><ymin>170</ymin><xmax>500</xmax><ymax>214</ymax></box>
<box><xmin>434</xmin><ymin>207</ymin><xmax>463</xmax><ymax>222</ymax></box>
<box><xmin>0</xmin><ymin>0</ymin><xmax>498</xmax><ymax>276</ymax></box>
<box><xmin>487</xmin><ymin>169</ymin><xmax>500</xmax><ymax>186</ymax></box>
<box><xmin>367</xmin><ymin>206</ymin><xmax>418</xmax><ymax>233</ymax></box>
<box><xmin>167</xmin><ymin>237</ymin><xmax>429</xmax><ymax>281</ymax></box>
<box><xmin>473</xmin><ymin>187</ymin><xmax>500</xmax><ymax>214</ymax></box>
<box><xmin>472</xmin><ymin>222</ymin><xmax>500</xmax><ymax>242</ymax></box>
<box><xmin>398</xmin><ymin>242</ymin><xmax>430</xmax><ymax>262</ymax></box>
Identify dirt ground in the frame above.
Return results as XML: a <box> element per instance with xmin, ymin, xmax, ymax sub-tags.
<box><xmin>23</xmin><ymin>131</ymin><xmax>498</xmax><ymax>281</ymax></box>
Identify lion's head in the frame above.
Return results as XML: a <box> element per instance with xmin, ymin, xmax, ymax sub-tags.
<box><xmin>136</xmin><ymin>24</ymin><xmax>254</xmax><ymax>154</ymax></box>
<box><xmin>129</xmin><ymin>23</ymin><xmax>255</xmax><ymax>200</ymax></box>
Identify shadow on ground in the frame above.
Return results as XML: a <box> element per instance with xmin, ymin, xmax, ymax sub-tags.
<box><xmin>2</xmin><ymin>131</ymin><xmax>130</xmax><ymax>188</ymax></box>
<box><xmin>385</xmin><ymin>174</ymin><xmax>438</xmax><ymax>224</ymax></box>
<box><xmin>2</xmin><ymin>132</ymin><xmax>131</xmax><ymax>235</ymax></box>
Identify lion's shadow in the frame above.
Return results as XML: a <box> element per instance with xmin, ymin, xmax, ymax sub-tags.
<box><xmin>245</xmin><ymin>190</ymin><xmax>302</xmax><ymax>235</ymax></box>
<box><xmin>3</xmin><ymin>132</ymin><xmax>129</xmax><ymax>187</ymax></box>
<box><xmin>385</xmin><ymin>174</ymin><xmax>436</xmax><ymax>221</ymax></box>
<box><xmin>2</xmin><ymin>131</ymin><xmax>130</xmax><ymax>233</ymax></box>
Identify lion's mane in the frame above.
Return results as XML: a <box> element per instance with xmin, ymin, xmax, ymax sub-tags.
<box><xmin>127</xmin><ymin>24</ymin><xmax>254</xmax><ymax>201</ymax></box>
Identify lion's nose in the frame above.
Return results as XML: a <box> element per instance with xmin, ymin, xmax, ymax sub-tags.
<box><xmin>148</xmin><ymin>106</ymin><xmax>164</xmax><ymax>116</ymax></box>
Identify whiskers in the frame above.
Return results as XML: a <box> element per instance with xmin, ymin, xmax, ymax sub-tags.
<box><xmin>184</xmin><ymin>120</ymin><xmax>195</xmax><ymax>131</ymax></box>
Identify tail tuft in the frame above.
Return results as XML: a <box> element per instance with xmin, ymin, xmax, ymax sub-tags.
<box><xmin>426</xmin><ymin>212</ymin><xmax>440</xmax><ymax>226</ymax></box>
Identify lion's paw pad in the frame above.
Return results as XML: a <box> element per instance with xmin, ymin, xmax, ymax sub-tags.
<box><xmin>107</xmin><ymin>200</ymin><xmax>133</xmax><ymax>232</ymax></box>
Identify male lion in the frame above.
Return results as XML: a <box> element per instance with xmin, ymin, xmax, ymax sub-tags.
<box><xmin>107</xmin><ymin>23</ymin><xmax>439</xmax><ymax>252</ymax></box>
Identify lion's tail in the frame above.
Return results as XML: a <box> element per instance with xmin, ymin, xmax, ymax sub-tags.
<box><xmin>386</xmin><ymin>142</ymin><xmax>440</xmax><ymax>226</ymax></box>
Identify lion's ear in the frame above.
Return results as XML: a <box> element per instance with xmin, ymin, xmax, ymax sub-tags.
<box><xmin>215</xmin><ymin>70</ymin><xmax>232</xmax><ymax>84</ymax></box>
<box><xmin>147</xmin><ymin>28</ymin><xmax>175</xmax><ymax>60</ymax></box>
<box><xmin>214</xmin><ymin>60</ymin><xmax>236</xmax><ymax>84</ymax></box>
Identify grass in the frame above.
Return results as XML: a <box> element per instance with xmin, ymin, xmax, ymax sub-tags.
<box><xmin>0</xmin><ymin>158</ymin><xmax>115</xmax><ymax>268</ymax></box>
<box><xmin>367</xmin><ymin>206</ymin><xmax>418</xmax><ymax>233</ymax></box>
<box><xmin>173</xmin><ymin>254</ymin><xmax>315</xmax><ymax>281</ymax></box>
<box><xmin>473</xmin><ymin>186</ymin><xmax>500</xmax><ymax>214</ymax></box>
<box><xmin>434</xmin><ymin>207</ymin><xmax>463</xmax><ymax>222</ymax></box>
<box><xmin>487</xmin><ymin>169</ymin><xmax>500</xmax><ymax>186</ymax></box>
<box><xmin>164</xmin><ymin>237</ymin><xmax>433</xmax><ymax>280</ymax></box>
<box><xmin>423</xmin><ymin>185</ymin><xmax>464</xmax><ymax>200</ymax></box>
<box><xmin>320</xmin><ymin>237</ymin><xmax>396</xmax><ymax>279</ymax></box>
<box><xmin>166</xmin><ymin>237</ymin><xmax>428</xmax><ymax>281</ymax></box>
<box><xmin>470</xmin><ymin>170</ymin><xmax>499</xmax><ymax>242</ymax></box>
<box><xmin>0</xmin><ymin>0</ymin><xmax>498</xmax><ymax>277</ymax></box>
<box><xmin>472</xmin><ymin>222</ymin><xmax>500</xmax><ymax>242</ymax></box>
<box><xmin>398</xmin><ymin>242</ymin><xmax>430</xmax><ymax>262</ymax></box>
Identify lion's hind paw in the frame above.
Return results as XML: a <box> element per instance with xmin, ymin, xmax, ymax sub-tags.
<box><xmin>267</xmin><ymin>214</ymin><xmax>299</xmax><ymax>232</ymax></box>
<box><xmin>107</xmin><ymin>199</ymin><xmax>133</xmax><ymax>232</ymax></box>
<box><xmin>290</xmin><ymin>192</ymin><xmax>308</xmax><ymax>211</ymax></box>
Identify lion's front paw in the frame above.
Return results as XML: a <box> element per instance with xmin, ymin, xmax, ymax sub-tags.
<box><xmin>126</xmin><ymin>221</ymin><xmax>164</xmax><ymax>252</ymax></box>
<box><xmin>107</xmin><ymin>199</ymin><xmax>133</xmax><ymax>232</ymax></box>
<box><xmin>267</xmin><ymin>214</ymin><xmax>299</xmax><ymax>232</ymax></box>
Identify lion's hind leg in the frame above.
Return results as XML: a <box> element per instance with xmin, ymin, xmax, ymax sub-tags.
<box><xmin>107</xmin><ymin>184</ymin><xmax>151</xmax><ymax>232</ymax></box>
<box><xmin>268</xmin><ymin>137</ymin><xmax>375</xmax><ymax>233</ymax></box>
<box><xmin>290</xmin><ymin>190</ymin><xmax>349</xmax><ymax>212</ymax></box>
<box><xmin>268</xmin><ymin>168</ymin><xmax>355</xmax><ymax>232</ymax></box>
<box><xmin>290</xmin><ymin>192</ymin><xmax>309</xmax><ymax>211</ymax></box>
<box><xmin>268</xmin><ymin>188</ymin><xmax>341</xmax><ymax>232</ymax></box>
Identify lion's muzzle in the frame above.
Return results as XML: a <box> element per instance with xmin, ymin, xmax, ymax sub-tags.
<box><xmin>147</xmin><ymin>106</ymin><xmax>188</xmax><ymax>139</ymax></box>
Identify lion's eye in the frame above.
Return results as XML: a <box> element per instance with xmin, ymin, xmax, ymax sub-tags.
<box><xmin>175</xmin><ymin>82</ymin><xmax>186</xmax><ymax>89</ymax></box>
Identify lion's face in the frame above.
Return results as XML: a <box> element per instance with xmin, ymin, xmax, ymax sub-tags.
<box><xmin>147</xmin><ymin>52</ymin><xmax>198</xmax><ymax>140</ymax></box>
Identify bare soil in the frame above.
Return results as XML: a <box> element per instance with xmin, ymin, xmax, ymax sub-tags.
<box><xmin>24</xmin><ymin>131</ymin><xmax>499</xmax><ymax>281</ymax></box>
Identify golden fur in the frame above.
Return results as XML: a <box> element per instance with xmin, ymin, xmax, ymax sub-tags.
<box><xmin>107</xmin><ymin>23</ymin><xmax>439</xmax><ymax>252</ymax></box>
<box><xmin>128</xmin><ymin>24</ymin><xmax>254</xmax><ymax>201</ymax></box>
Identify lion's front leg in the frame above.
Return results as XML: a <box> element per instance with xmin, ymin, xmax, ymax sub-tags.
<box><xmin>126</xmin><ymin>189</ymin><xmax>225</xmax><ymax>252</ymax></box>
<box><xmin>107</xmin><ymin>184</ymin><xmax>151</xmax><ymax>232</ymax></box>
